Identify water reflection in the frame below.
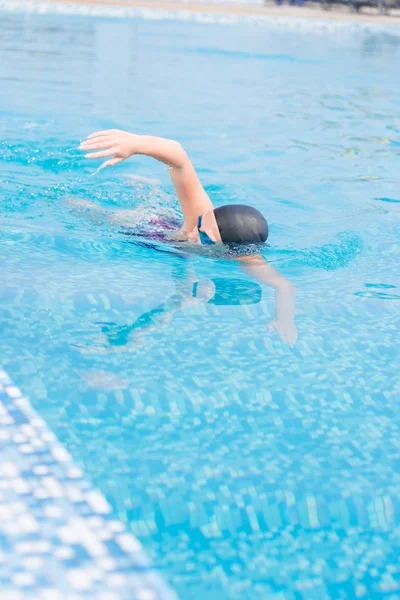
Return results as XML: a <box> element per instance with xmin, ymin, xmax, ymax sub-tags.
<box><xmin>2</xmin><ymin>9</ymin><xmax>400</xmax><ymax>600</ymax></box>
<box><xmin>98</xmin><ymin>265</ymin><xmax>265</xmax><ymax>348</ymax></box>
<box><xmin>67</xmin><ymin>196</ymin><xmax>368</xmax><ymax>353</ymax></box>
<box><xmin>67</xmin><ymin>197</ymin><xmax>298</xmax><ymax>348</ymax></box>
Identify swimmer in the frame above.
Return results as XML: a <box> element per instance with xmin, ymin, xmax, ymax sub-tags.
<box><xmin>78</xmin><ymin>129</ymin><xmax>297</xmax><ymax>346</ymax></box>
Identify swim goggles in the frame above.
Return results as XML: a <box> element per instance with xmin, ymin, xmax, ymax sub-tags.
<box><xmin>198</xmin><ymin>215</ymin><xmax>216</xmax><ymax>245</ymax></box>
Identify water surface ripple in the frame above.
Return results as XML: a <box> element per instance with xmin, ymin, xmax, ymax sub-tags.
<box><xmin>1</xmin><ymin>10</ymin><xmax>400</xmax><ymax>600</ymax></box>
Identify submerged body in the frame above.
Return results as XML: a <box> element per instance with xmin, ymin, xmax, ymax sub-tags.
<box><xmin>78</xmin><ymin>129</ymin><xmax>297</xmax><ymax>346</ymax></box>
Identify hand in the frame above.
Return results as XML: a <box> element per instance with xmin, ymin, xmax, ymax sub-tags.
<box><xmin>267</xmin><ymin>319</ymin><xmax>298</xmax><ymax>347</ymax></box>
<box><xmin>79</xmin><ymin>129</ymin><xmax>141</xmax><ymax>169</ymax></box>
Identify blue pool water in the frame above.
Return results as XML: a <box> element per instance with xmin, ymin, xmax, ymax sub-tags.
<box><xmin>1</xmin><ymin>6</ymin><xmax>400</xmax><ymax>599</ymax></box>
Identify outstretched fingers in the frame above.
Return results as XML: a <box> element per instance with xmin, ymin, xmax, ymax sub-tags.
<box><xmin>87</xmin><ymin>129</ymin><xmax>117</xmax><ymax>139</ymax></box>
<box><xmin>80</xmin><ymin>129</ymin><xmax>133</xmax><ymax>168</ymax></box>
<box><xmin>79</xmin><ymin>140</ymin><xmax>115</xmax><ymax>150</ymax></box>
<box><xmin>267</xmin><ymin>320</ymin><xmax>288</xmax><ymax>345</ymax></box>
<box><xmin>85</xmin><ymin>148</ymin><xmax>117</xmax><ymax>159</ymax></box>
<box><xmin>100</xmin><ymin>157</ymin><xmax>123</xmax><ymax>168</ymax></box>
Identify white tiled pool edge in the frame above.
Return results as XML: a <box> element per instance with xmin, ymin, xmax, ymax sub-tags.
<box><xmin>0</xmin><ymin>369</ymin><xmax>177</xmax><ymax>600</ymax></box>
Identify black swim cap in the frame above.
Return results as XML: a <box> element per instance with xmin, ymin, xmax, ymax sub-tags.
<box><xmin>213</xmin><ymin>204</ymin><xmax>269</xmax><ymax>244</ymax></box>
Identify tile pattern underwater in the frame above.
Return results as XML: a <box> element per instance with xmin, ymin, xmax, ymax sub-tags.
<box><xmin>0</xmin><ymin>370</ymin><xmax>177</xmax><ymax>600</ymax></box>
<box><xmin>1</xmin><ymin>2</ymin><xmax>400</xmax><ymax>600</ymax></box>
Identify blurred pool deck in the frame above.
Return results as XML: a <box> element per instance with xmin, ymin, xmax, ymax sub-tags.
<box><xmin>35</xmin><ymin>0</ymin><xmax>400</xmax><ymax>24</ymax></box>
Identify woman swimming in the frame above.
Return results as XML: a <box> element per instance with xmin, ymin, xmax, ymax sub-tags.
<box><xmin>78</xmin><ymin>129</ymin><xmax>297</xmax><ymax>346</ymax></box>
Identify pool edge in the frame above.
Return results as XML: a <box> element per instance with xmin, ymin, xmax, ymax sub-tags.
<box><xmin>1</xmin><ymin>0</ymin><xmax>400</xmax><ymax>30</ymax></box>
<box><xmin>0</xmin><ymin>368</ymin><xmax>178</xmax><ymax>600</ymax></box>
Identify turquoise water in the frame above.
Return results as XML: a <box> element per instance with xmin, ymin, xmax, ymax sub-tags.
<box><xmin>1</xmin><ymin>8</ymin><xmax>400</xmax><ymax>599</ymax></box>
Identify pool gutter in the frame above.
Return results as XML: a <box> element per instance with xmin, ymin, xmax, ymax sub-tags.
<box><xmin>1</xmin><ymin>0</ymin><xmax>400</xmax><ymax>25</ymax></box>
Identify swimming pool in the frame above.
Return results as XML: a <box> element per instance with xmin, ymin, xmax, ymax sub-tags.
<box><xmin>1</xmin><ymin>4</ymin><xmax>400</xmax><ymax>598</ymax></box>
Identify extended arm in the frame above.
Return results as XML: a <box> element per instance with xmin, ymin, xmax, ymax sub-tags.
<box><xmin>239</xmin><ymin>255</ymin><xmax>297</xmax><ymax>346</ymax></box>
<box><xmin>79</xmin><ymin>130</ymin><xmax>213</xmax><ymax>233</ymax></box>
